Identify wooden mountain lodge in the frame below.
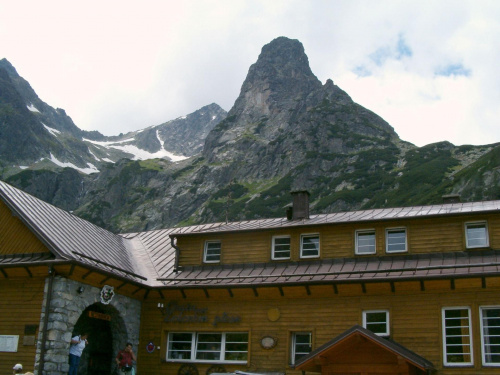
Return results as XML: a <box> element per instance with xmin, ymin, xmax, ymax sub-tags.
<box><xmin>1</xmin><ymin>181</ymin><xmax>500</xmax><ymax>375</ymax></box>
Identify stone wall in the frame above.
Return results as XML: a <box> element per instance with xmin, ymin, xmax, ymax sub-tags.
<box><xmin>35</xmin><ymin>276</ymin><xmax>142</xmax><ymax>375</ymax></box>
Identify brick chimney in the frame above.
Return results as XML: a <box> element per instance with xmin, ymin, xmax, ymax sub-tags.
<box><xmin>289</xmin><ymin>190</ymin><xmax>310</xmax><ymax>220</ymax></box>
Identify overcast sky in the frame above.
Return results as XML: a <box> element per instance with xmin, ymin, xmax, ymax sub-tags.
<box><xmin>1</xmin><ymin>0</ymin><xmax>499</xmax><ymax>147</ymax></box>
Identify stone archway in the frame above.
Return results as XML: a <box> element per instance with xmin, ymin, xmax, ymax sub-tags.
<box><xmin>37</xmin><ymin>277</ymin><xmax>142</xmax><ymax>375</ymax></box>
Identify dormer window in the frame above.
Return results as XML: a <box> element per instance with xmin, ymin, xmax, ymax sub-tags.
<box><xmin>465</xmin><ymin>222</ymin><xmax>489</xmax><ymax>248</ymax></box>
<box><xmin>355</xmin><ymin>230</ymin><xmax>376</xmax><ymax>255</ymax></box>
<box><xmin>272</xmin><ymin>235</ymin><xmax>291</xmax><ymax>260</ymax></box>
<box><xmin>204</xmin><ymin>240</ymin><xmax>221</xmax><ymax>263</ymax></box>
<box><xmin>300</xmin><ymin>234</ymin><xmax>320</xmax><ymax>258</ymax></box>
<box><xmin>386</xmin><ymin>228</ymin><xmax>407</xmax><ymax>253</ymax></box>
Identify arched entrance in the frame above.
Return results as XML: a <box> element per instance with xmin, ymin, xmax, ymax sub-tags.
<box><xmin>72</xmin><ymin>303</ymin><xmax>123</xmax><ymax>375</ymax></box>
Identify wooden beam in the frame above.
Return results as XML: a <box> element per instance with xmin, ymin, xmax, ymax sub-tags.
<box><xmin>278</xmin><ymin>286</ymin><xmax>284</xmax><ymax>297</ymax></box>
<box><xmin>82</xmin><ymin>270</ymin><xmax>93</xmax><ymax>280</ymax></box>
<box><xmin>24</xmin><ymin>267</ymin><xmax>33</xmax><ymax>278</ymax></box>
<box><xmin>390</xmin><ymin>281</ymin><xmax>395</xmax><ymax>293</ymax></box>
<box><xmin>100</xmin><ymin>276</ymin><xmax>111</xmax><ymax>284</ymax></box>
<box><xmin>180</xmin><ymin>289</ymin><xmax>186</xmax><ymax>299</ymax></box>
<box><xmin>420</xmin><ymin>280</ymin><xmax>425</xmax><ymax>291</ymax></box>
<box><xmin>305</xmin><ymin>285</ymin><xmax>311</xmax><ymax>295</ymax></box>
<box><xmin>69</xmin><ymin>264</ymin><xmax>75</xmax><ymax>276</ymax></box>
<box><xmin>450</xmin><ymin>279</ymin><xmax>455</xmax><ymax>290</ymax></box>
<box><xmin>117</xmin><ymin>282</ymin><xmax>127</xmax><ymax>290</ymax></box>
<box><xmin>252</xmin><ymin>287</ymin><xmax>259</xmax><ymax>297</ymax></box>
<box><xmin>158</xmin><ymin>290</ymin><xmax>165</xmax><ymax>299</ymax></box>
<box><xmin>482</xmin><ymin>277</ymin><xmax>487</xmax><ymax>289</ymax></box>
<box><xmin>144</xmin><ymin>289</ymin><xmax>150</xmax><ymax>299</ymax></box>
<box><xmin>1</xmin><ymin>268</ymin><xmax>7</xmax><ymax>278</ymax></box>
<box><xmin>361</xmin><ymin>283</ymin><xmax>366</xmax><ymax>293</ymax></box>
<box><xmin>132</xmin><ymin>287</ymin><xmax>142</xmax><ymax>295</ymax></box>
<box><xmin>203</xmin><ymin>289</ymin><xmax>210</xmax><ymax>298</ymax></box>
<box><xmin>333</xmin><ymin>284</ymin><xmax>338</xmax><ymax>294</ymax></box>
<box><xmin>227</xmin><ymin>288</ymin><xmax>233</xmax><ymax>297</ymax></box>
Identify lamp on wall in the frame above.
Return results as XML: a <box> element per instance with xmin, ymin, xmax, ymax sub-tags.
<box><xmin>157</xmin><ymin>303</ymin><xmax>165</xmax><ymax>315</ymax></box>
<box><xmin>77</xmin><ymin>287</ymin><xmax>85</xmax><ymax>294</ymax></box>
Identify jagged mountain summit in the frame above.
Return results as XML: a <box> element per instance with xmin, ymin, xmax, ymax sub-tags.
<box><xmin>3</xmin><ymin>37</ymin><xmax>500</xmax><ymax>232</ymax></box>
<box><xmin>0</xmin><ymin>58</ymin><xmax>226</xmax><ymax>177</ymax></box>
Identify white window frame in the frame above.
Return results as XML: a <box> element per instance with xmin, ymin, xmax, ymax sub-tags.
<box><xmin>272</xmin><ymin>235</ymin><xmax>291</xmax><ymax>260</ymax></box>
<box><xmin>385</xmin><ymin>227</ymin><xmax>407</xmax><ymax>253</ymax></box>
<box><xmin>203</xmin><ymin>240</ymin><xmax>221</xmax><ymax>263</ymax></box>
<box><xmin>167</xmin><ymin>332</ymin><xmax>248</xmax><ymax>364</ymax></box>
<box><xmin>442</xmin><ymin>307</ymin><xmax>473</xmax><ymax>366</ymax></box>
<box><xmin>355</xmin><ymin>229</ymin><xmax>376</xmax><ymax>255</ymax></box>
<box><xmin>362</xmin><ymin>310</ymin><xmax>390</xmax><ymax>337</ymax></box>
<box><xmin>300</xmin><ymin>234</ymin><xmax>320</xmax><ymax>258</ymax></box>
<box><xmin>290</xmin><ymin>332</ymin><xmax>312</xmax><ymax>365</ymax></box>
<box><xmin>480</xmin><ymin>306</ymin><xmax>500</xmax><ymax>366</ymax></box>
<box><xmin>465</xmin><ymin>221</ymin><xmax>489</xmax><ymax>249</ymax></box>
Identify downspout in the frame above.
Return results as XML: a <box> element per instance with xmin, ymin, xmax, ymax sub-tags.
<box><xmin>171</xmin><ymin>236</ymin><xmax>180</xmax><ymax>273</ymax></box>
<box><xmin>38</xmin><ymin>265</ymin><xmax>55</xmax><ymax>375</ymax></box>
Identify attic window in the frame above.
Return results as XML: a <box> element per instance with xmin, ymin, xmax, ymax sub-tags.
<box><xmin>204</xmin><ymin>241</ymin><xmax>221</xmax><ymax>263</ymax></box>
<box><xmin>300</xmin><ymin>234</ymin><xmax>320</xmax><ymax>258</ymax></box>
<box><xmin>465</xmin><ymin>222</ymin><xmax>488</xmax><ymax>248</ymax></box>
<box><xmin>272</xmin><ymin>235</ymin><xmax>291</xmax><ymax>260</ymax></box>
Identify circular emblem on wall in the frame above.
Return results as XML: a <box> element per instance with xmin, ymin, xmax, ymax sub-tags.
<box><xmin>146</xmin><ymin>341</ymin><xmax>155</xmax><ymax>353</ymax></box>
<box><xmin>100</xmin><ymin>285</ymin><xmax>115</xmax><ymax>305</ymax></box>
<box><xmin>260</xmin><ymin>335</ymin><xmax>278</xmax><ymax>349</ymax></box>
<box><xmin>267</xmin><ymin>307</ymin><xmax>280</xmax><ymax>321</ymax></box>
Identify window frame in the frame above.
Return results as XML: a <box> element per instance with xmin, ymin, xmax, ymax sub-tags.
<box><xmin>300</xmin><ymin>233</ymin><xmax>320</xmax><ymax>259</ymax></box>
<box><xmin>362</xmin><ymin>310</ymin><xmax>390</xmax><ymax>337</ymax></box>
<box><xmin>166</xmin><ymin>331</ymin><xmax>249</xmax><ymax>364</ymax></box>
<box><xmin>442</xmin><ymin>307</ymin><xmax>473</xmax><ymax>367</ymax></box>
<box><xmin>385</xmin><ymin>227</ymin><xmax>407</xmax><ymax>253</ymax></box>
<box><xmin>203</xmin><ymin>240</ymin><xmax>221</xmax><ymax>263</ymax></box>
<box><xmin>465</xmin><ymin>221</ymin><xmax>489</xmax><ymax>249</ymax></box>
<box><xmin>355</xmin><ymin>229</ymin><xmax>376</xmax><ymax>255</ymax></box>
<box><xmin>480</xmin><ymin>306</ymin><xmax>500</xmax><ymax>366</ymax></box>
<box><xmin>272</xmin><ymin>235</ymin><xmax>291</xmax><ymax>260</ymax></box>
<box><xmin>290</xmin><ymin>331</ymin><xmax>312</xmax><ymax>365</ymax></box>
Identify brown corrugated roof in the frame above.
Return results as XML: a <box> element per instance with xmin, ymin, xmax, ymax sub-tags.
<box><xmin>2</xmin><ymin>179</ymin><xmax>500</xmax><ymax>289</ymax></box>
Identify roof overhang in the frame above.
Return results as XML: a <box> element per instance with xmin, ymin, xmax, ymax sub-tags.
<box><xmin>294</xmin><ymin>325</ymin><xmax>434</xmax><ymax>374</ymax></box>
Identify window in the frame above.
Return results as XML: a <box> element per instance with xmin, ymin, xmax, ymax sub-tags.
<box><xmin>355</xmin><ymin>230</ymin><xmax>376</xmax><ymax>255</ymax></box>
<box><xmin>272</xmin><ymin>235</ymin><xmax>291</xmax><ymax>260</ymax></box>
<box><xmin>363</xmin><ymin>310</ymin><xmax>390</xmax><ymax>337</ymax></box>
<box><xmin>167</xmin><ymin>332</ymin><xmax>248</xmax><ymax>363</ymax></box>
<box><xmin>480</xmin><ymin>307</ymin><xmax>500</xmax><ymax>366</ymax></box>
<box><xmin>466</xmin><ymin>222</ymin><xmax>489</xmax><ymax>248</ymax></box>
<box><xmin>204</xmin><ymin>241</ymin><xmax>221</xmax><ymax>263</ymax></box>
<box><xmin>442</xmin><ymin>307</ymin><xmax>473</xmax><ymax>366</ymax></box>
<box><xmin>291</xmin><ymin>332</ymin><xmax>312</xmax><ymax>365</ymax></box>
<box><xmin>386</xmin><ymin>228</ymin><xmax>407</xmax><ymax>253</ymax></box>
<box><xmin>300</xmin><ymin>234</ymin><xmax>319</xmax><ymax>258</ymax></box>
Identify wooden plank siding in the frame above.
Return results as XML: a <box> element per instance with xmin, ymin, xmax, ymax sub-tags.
<box><xmin>139</xmin><ymin>279</ymin><xmax>500</xmax><ymax>375</ymax></box>
<box><xmin>0</xmin><ymin>277</ymin><xmax>45</xmax><ymax>374</ymax></box>
<box><xmin>176</xmin><ymin>214</ymin><xmax>500</xmax><ymax>266</ymax></box>
<box><xmin>0</xmin><ymin>200</ymin><xmax>50</xmax><ymax>255</ymax></box>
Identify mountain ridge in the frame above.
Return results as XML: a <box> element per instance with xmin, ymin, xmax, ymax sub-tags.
<box><xmin>1</xmin><ymin>37</ymin><xmax>499</xmax><ymax>232</ymax></box>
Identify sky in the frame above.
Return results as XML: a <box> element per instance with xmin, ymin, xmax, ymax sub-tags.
<box><xmin>1</xmin><ymin>0</ymin><xmax>499</xmax><ymax>147</ymax></box>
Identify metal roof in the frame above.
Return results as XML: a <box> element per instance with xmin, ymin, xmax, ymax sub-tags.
<box><xmin>156</xmin><ymin>249</ymin><xmax>500</xmax><ymax>288</ymax></box>
<box><xmin>170</xmin><ymin>200</ymin><xmax>500</xmax><ymax>236</ymax></box>
<box><xmin>2</xmin><ymin>179</ymin><xmax>500</xmax><ymax>289</ymax></box>
<box><xmin>0</xmin><ymin>180</ymin><xmax>154</xmax><ymax>284</ymax></box>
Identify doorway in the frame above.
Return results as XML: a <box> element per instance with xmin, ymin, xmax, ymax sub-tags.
<box><xmin>73</xmin><ymin>303</ymin><xmax>113</xmax><ymax>375</ymax></box>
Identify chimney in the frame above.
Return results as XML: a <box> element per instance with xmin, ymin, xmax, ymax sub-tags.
<box><xmin>289</xmin><ymin>190</ymin><xmax>310</xmax><ymax>220</ymax></box>
<box><xmin>442</xmin><ymin>194</ymin><xmax>461</xmax><ymax>204</ymax></box>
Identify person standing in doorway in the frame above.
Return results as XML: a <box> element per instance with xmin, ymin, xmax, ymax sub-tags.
<box><xmin>69</xmin><ymin>333</ymin><xmax>88</xmax><ymax>375</ymax></box>
<box><xmin>116</xmin><ymin>343</ymin><xmax>137</xmax><ymax>374</ymax></box>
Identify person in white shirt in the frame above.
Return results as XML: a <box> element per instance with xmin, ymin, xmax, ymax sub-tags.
<box><xmin>69</xmin><ymin>333</ymin><xmax>88</xmax><ymax>375</ymax></box>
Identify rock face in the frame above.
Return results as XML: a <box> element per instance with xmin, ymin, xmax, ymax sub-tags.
<box><xmin>2</xmin><ymin>37</ymin><xmax>500</xmax><ymax>232</ymax></box>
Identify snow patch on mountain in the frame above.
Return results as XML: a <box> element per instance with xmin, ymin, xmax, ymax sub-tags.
<box><xmin>27</xmin><ymin>103</ymin><xmax>40</xmax><ymax>112</ymax></box>
<box><xmin>43</xmin><ymin>123</ymin><xmax>61</xmax><ymax>136</ymax></box>
<box><xmin>83</xmin><ymin>138</ymin><xmax>188</xmax><ymax>162</ymax></box>
<box><xmin>43</xmin><ymin>153</ymin><xmax>100</xmax><ymax>174</ymax></box>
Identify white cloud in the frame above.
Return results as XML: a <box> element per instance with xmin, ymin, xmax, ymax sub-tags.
<box><xmin>1</xmin><ymin>0</ymin><xmax>499</xmax><ymax>146</ymax></box>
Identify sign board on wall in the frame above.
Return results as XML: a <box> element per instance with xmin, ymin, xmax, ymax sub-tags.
<box><xmin>0</xmin><ymin>335</ymin><xmax>19</xmax><ymax>352</ymax></box>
